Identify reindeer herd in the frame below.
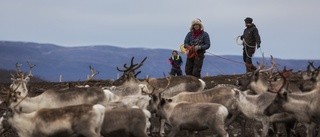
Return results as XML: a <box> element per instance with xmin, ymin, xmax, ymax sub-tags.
<box><xmin>0</xmin><ymin>57</ymin><xmax>319</xmax><ymax>137</ymax></box>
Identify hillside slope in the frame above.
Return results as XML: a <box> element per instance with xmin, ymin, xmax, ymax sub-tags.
<box><xmin>1</xmin><ymin>41</ymin><xmax>319</xmax><ymax>81</ymax></box>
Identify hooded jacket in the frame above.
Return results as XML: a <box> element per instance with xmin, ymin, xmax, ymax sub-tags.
<box><xmin>242</xmin><ymin>24</ymin><xmax>261</xmax><ymax>48</ymax></box>
<box><xmin>184</xmin><ymin>31</ymin><xmax>210</xmax><ymax>53</ymax></box>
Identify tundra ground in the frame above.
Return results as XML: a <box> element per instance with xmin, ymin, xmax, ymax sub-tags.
<box><xmin>0</xmin><ymin>74</ymin><xmax>308</xmax><ymax>137</ymax></box>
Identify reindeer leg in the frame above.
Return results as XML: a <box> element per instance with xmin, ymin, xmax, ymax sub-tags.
<box><xmin>239</xmin><ymin>115</ymin><xmax>247</xmax><ymax>137</ymax></box>
<box><xmin>304</xmin><ymin>123</ymin><xmax>315</xmax><ymax>137</ymax></box>
<box><xmin>226</xmin><ymin>111</ymin><xmax>241</xmax><ymax>126</ymax></box>
<box><xmin>268</xmin><ymin>123</ymin><xmax>277</xmax><ymax>137</ymax></box>
<box><xmin>253</xmin><ymin>128</ymin><xmax>260</xmax><ymax>137</ymax></box>
<box><xmin>150</xmin><ymin>114</ymin><xmax>159</xmax><ymax>134</ymax></box>
<box><xmin>285</xmin><ymin>120</ymin><xmax>296</xmax><ymax>137</ymax></box>
<box><xmin>214</xmin><ymin>124</ymin><xmax>229</xmax><ymax>137</ymax></box>
<box><xmin>261</xmin><ymin>117</ymin><xmax>270</xmax><ymax>137</ymax></box>
<box><xmin>160</xmin><ymin>118</ymin><xmax>166</xmax><ymax>137</ymax></box>
<box><xmin>167</xmin><ymin>126</ymin><xmax>179</xmax><ymax>137</ymax></box>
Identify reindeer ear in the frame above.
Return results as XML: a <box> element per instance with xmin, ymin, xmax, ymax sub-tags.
<box><xmin>233</xmin><ymin>89</ymin><xmax>240</xmax><ymax>98</ymax></box>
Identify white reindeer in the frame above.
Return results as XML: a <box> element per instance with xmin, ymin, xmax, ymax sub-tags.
<box><xmin>0</xmin><ymin>104</ymin><xmax>105</xmax><ymax>137</ymax></box>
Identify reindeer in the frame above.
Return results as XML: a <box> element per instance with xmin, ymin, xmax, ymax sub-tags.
<box><xmin>10</xmin><ymin>62</ymin><xmax>101</xmax><ymax>97</ymax></box>
<box><xmin>233</xmin><ymin>87</ymin><xmax>279</xmax><ymax>137</ymax></box>
<box><xmin>143</xmin><ymin>73</ymin><xmax>236</xmax><ymax>136</ymax></box>
<box><xmin>7</xmin><ymin>86</ymin><xmax>117</xmax><ymax>113</ymax></box>
<box><xmin>113</xmin><ymin>57</ymin><xmax>206</xmax><ymax>96</ymax></box>
<box><xmin>0</xmin><ymin>104</ymin><xmax>106</xmax><ymax>137</ymax></box>
<box><xmin>152</xmin><ymin>97</ymin><xmax>229</xmax><ymax>137</ymax></box>
<box><xmin>99</xmin><ymin>95</ymin><xmax>156</xmax><ymax>136</ymax></box>
<box><xmin>5</xmin><ymin>64</ymin><xmax>117</xmax><ymax>113</ymax></box>
<box><xmin>101</xmin><ymin>107</ymin><xmax>151</xmax><ymax>137</ymax></box>
<box><xmin>265</xmin><ymin>68</ymin><xmax>320</xmax><ymax>137</ymax></box>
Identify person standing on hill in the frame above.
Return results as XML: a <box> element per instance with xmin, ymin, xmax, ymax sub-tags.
<box><xmin>241</xmin><ymin>17</ymin><xmax>261</xmax><ymax>73</ymax></box>
<box><xmin>184</xmin><ymin>18</ymin><xmax>210</xmax><ymax>78</ymax></box>
<box><xmin>169</xmin><ymin>50</ymin><xmax>183</xmax><ymax>76</ymax></box>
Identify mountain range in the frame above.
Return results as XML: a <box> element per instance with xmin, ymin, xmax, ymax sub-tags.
<box><xmin>0</xmin><ymin>41</ymin><xmax>319</xmax><ymax>82</ymax></box>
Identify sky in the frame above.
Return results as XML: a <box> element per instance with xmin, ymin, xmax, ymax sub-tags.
<box><xmin>0</xmin><ymin>1</ymin><xmax>319</xmax><ymax>60</ymax></box>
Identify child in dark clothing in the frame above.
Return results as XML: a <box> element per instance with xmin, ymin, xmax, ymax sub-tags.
<box><xmin>169</xmin><ymin>50</ymin><xmax>183</xmax><ymax>76</ymax></box>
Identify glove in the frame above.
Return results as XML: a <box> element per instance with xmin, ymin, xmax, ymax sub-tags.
<box><xmin>240</xmin><ymin>35</ymin><xmax>244</xmax><ymax>40</ymax></box>
<box><xmin>195</xmin><ymin>45</ymin><xmax>201</xmax><ymax>51</ymax></box>
<box><xmin>257</xmin><ymin>43</ymin><xmax>261</xmax><ymax>49</ymax></box>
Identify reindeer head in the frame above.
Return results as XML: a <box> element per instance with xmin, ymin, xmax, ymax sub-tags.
<box><xmin>9</xmin><ymin>61</ymin><xmax>35</xmax><ymax>98</ymax></box>
<box><xmin>1</xmin><ymin>87</ymin><xmax>26</xmax><ymax>112</ymax></box>
<box><xmin>298</xmin><ymin>62</ymin><xmax>320</xmax><ymax>91</ymax></box>
<box><xmin>246</xmin><ymin>55</ymin><xmax>276</xmax><ymax>94</ymax></box>
<box><xmin>113</xmin><ymin>57</ymin><xmax>147</xmax><ymax>86</ymax></box>
<box><xmin>232</xmin><ymin>88</ymin><xmax>247</xmax><ymax>109</ymax></box>
<box><xmin>264</xmin><ymin>91</ymin><xmax>288</xmax><ymax>116</ymax></box>
<box><xmin>299</xmin><ymin>61</ymin><xmax>320</xmax><ymax>81</ymax></box>
<box><xmin>145</xmin><ymin>73</ymin><xmax>171</xmax><ymax>114</ymax></box>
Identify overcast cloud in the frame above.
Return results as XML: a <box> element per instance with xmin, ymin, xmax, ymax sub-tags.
<box><xmin>0</xmin><ymin>1</ymin><xmax>319</xmax><ymax>59</ymax></box>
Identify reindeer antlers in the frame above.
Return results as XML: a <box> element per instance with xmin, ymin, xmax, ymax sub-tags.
<box><xmin>15</xmin><ymin>62</ymin><xmax>23</xmax><ymax>77</ymax></box>
<box><xmin>256</xmin><ymin>54</ymin><xmax>276</xmax><ymax>73</ymax></box>
<box><xmin>145</xmin><ymin>72</ymin><xmax>172</xmax><ymax>95</ymax></box>
<box><xmin>274</xmin><ymin>65</ymin><xmax>288</xmax><ymax>93</ymax></box>
<box><xmin>116</xmin><ymin>57</ymin><xmax>147</xmax><ymax>74</ymax></box>
<box><xmin>160</xmin><ymin>73</ymin><xmax>172</xmax><ymax>94</ymax></box>
<box><xmin>82</xmin><ymin>65</ymin><xmax>100</xmax><ymax>86</ymax></box>
<box><xmin>12</xmin><ymin>61</ymin><xmax>36</xmax><ymax>79</ymax></box>
<box><xmin>27</xmin><ymin>61</ymin><xmax>36</xmax><ymax>78</ymax></box>
<box><xmin>307</xmin><ymin>61</ymin><xmax>316</xmax><ymax>70</ymax></box>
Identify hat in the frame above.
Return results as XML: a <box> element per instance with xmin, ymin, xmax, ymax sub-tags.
<box><xmin>190</xmin><ymin>18</ymin><xmax>204</xmax><ymax>31</ymax></box>
<box><xmin>172</xmin><ymin>50</ymin><xmax>178</xmax><ymax>54</ymax></box>
<box><xmin>244</xmin><ymin>17</ymin><xmax>253</xmax><ymax>24</ymax></box>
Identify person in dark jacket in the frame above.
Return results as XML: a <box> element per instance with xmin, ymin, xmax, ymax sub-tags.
<box><xmin>169</xmin><ymin>50</ymin><xmax>183</xmax><ymax>76</ymax></box>
<box><xmin>184</xmin><ymin>18</ymin><xmax>210</xmax><ymax>78</ymax></box>
<box><xmin>241</xmin><ymin>17</ymin><xmax>261</xmax><ymax>73</ymax></box>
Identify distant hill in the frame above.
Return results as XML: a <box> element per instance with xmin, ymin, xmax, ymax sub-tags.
<box><xmin>0</xmin><ymin>41</ymin><xmax>319</xmax><ymax>82</ymax></box>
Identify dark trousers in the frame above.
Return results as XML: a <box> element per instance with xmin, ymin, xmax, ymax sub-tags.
<box><xmin>170</xmin><ymin>68</ymin><xmax>182</xmax><ymax>76</ymax></box>
<box><xmin>185</xmin><ymin>54</ymin><xmax>204</xmax><ymax>78</ymax></box>
<box><xmin>243</xmin><ymin>47</ymin><xmax>256</xmax><ymax>72</ymax></box>
<box><xmin>243</xmin><ymin>47</ymin><xmax>255</xmax><ymax>64</ymax></box>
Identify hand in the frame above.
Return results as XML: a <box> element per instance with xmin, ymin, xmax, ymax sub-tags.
<box><xmin>195</xmin><ymin>45</ymin><xmax>201</xmax><ymax>51</ymax></box>
<box><xmin>240</xmin><ymin>35</ymin><xmax>244</xmax><ymax>40</ymax></box>
<box><xmin>257</xmin><ymin>44</ymin><xmax>261</xmax><ymax>49</ymax></box>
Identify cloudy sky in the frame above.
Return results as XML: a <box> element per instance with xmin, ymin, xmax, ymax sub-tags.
<box><xmin>1</xmin><ymin>1</ymin><xmax>319</xmax><ymax>60</ymax></box>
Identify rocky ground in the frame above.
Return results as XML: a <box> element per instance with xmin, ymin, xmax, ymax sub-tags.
<box><xmin>0</xmin><ymin>74</ymin><xmax>308</xmax><ymax>137</ymax></box>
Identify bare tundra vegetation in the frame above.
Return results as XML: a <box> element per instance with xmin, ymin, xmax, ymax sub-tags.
<box><xmin>0</xmin><ymin>59</ymin><xmax>318</xmax><ymax>137</ymax></box>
